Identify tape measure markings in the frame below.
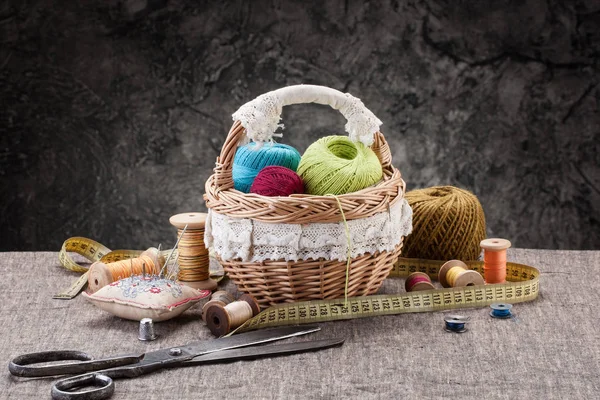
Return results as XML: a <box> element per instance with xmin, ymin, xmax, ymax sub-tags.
<box><xmin>232</xmin><ymin>258</ymin><xmax>540</xmax><ymax>334</ymax></box>
<box><xmin>56</xmin><ymin>237</ymin><xmax>223</xmax><ymax>299</ymax></box>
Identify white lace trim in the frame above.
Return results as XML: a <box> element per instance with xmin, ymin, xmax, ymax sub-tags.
<box><xmin>232</xmin><ymin>85</ymin><xmax>382</xmax><ymax>147</ymax></box>
<box><xmin>205</xmin><ymin>199</ymin><xmax>413</xmax><ymax>262</ymax></box>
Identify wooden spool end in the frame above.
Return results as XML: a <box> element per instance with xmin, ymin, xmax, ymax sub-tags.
<box><xmin>453</xmin><ymin>270</ymin><xmax>484</xmax><ymax>287</ymax></box>
<box><xmin>239</xmin><ymin>294</ymin><xmax>261</xmax><ymax>316</ymax></box>
<box><xmin>180</xmin><ymin>278</ymin><xmax>218</xmax><ymax>291</ymax></box>
<box><xmin>205</xmin><ymin>303</ymin><xmax>230</xmax><ymax>337</ymax></box>
<box><xmin>480</xmin><ymin>238</ymin><xmax>511</xmax><ymax>251</ymax></box>
<box><xmin>438</xmin><ymin>259</ymin><xmax>468</xmax><ymax>288</ymax></box>
<box><xmin>405</xmin><ymin>272</ymin><xmax>435</xmax><ymax>292</ymax></box>
<box><xmin>202</xmin><ymin>291</ymin><xmax>235</xmax><ymax>321</ymax></box>
<box><xmin>87</xmin><ymin>261</ymin><xmax>112</xmax><ymax>294</ymax></box>
<box><xmin>202</xmin><ymin>299</ymin><xmax>226</xmax><ymax>322</ymax></box>
<box><xmin>169</xmin><ymin>212</ymin><xmax>208</xmax><ymax>230</ymax></box>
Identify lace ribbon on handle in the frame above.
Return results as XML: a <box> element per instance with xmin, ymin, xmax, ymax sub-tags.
<box><xmin>232</xmin><ymin>85</ymin><xmax>383</xmax><ymax>147</ymax></box>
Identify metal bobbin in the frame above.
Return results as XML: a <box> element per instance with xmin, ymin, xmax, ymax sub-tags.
<box><xmin>444</xmin><ymin>315</ymin><xmax>469</xmax><ymax>333</ymax></box>
<box><xmin>490</xmin><ymin>303</ymin><xmax>513</xmax><ymax>319</ymax></box>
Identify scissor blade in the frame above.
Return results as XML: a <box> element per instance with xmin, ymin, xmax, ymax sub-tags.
<box><xmin>182</xmin><ymin>325</ymin><xmax>321</xmax><ymax>358</ymax></box>
<box><xmin>180</xmin><ymin>338</ymin><xmax>344</xmax><ymax>366</ymax></box>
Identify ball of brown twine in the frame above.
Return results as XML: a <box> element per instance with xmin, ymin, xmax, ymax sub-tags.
<box><xmin>403</xmin><ymin>186</ymin><xmax>486</xmax><ymax>261</ymax></box>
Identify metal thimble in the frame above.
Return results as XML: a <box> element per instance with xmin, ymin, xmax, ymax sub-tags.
<box><xmin>138</xmin><ymin>318</ymin><xmax>157</xmax><ymax>341</ymax></box>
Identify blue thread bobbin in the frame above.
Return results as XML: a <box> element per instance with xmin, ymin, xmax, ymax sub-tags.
<box><xmin>444</xmin><ymin>315</ymin><xmax>469</xmax><ymax>333</ymax></box>
<box><xmin>490</xmin><ymin>303</ymin><xmax>513</xmax><ymax>319</ymax></box>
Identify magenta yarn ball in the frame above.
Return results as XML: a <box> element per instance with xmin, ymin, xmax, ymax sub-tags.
<box><xmin>250</xmin><ymin>166</ymin><xmax>305</xmax><ymax>197</ymax></box>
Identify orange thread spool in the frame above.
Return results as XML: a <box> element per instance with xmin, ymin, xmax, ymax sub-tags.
<box><xmin>438</xmin><ymin>259</ymin><xmax>484</xmax><ymax>288</ymax></box>
<box><xmin>405</xmin><ymin>272</ymin><xmax>435</xmax><ymax>292</ymax></box>
<box><xmin>480</xmin><ymin>238</ymin><xmax>511</xmax><ymax>284</ymax></box>
<box><xmin>87</xmin><ymin>248</ymin><xmax>163</xmax><ymax>293</ymax></box>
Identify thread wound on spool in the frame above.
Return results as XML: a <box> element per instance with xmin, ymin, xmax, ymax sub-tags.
<box><xmin>481</xmin><ymin>238</ymin><xmax>511</xmax><ymax>284</ymax></box>
<box><xmin>297</xmin><ymin>135</ymin><xmax>383</xmax><ymax>196</ymax></box>
<box><xmin>250</xmin><ymin>166</ymin><xmax>305</xmax><ymax>197</ymax></box>
<box><xmin>405</xmin><ymin>272</ymin><xmax>435</xmax><ymax>292</ymax></box>
<box><xmin>233</xmin><ymin>143</ymin><xmax>301</xmax><ymax>193</ymax></box>
<box><xmin>490</xmin><ymin>303</ymin><xmax>513</xmax><ymax>319</ymax></box>
<box><xmin>438</xmin><ymin>260</ymin><xmax>484</xmax><ymax>288</ymax></box>
<box><xmin>444</xmin><ymin>315</ymin><xmax>469</xmax><ymax>333</ymax></box>
<box><xmin>403</xmin><ymin>186</ymin><xmax>486</xmax><ymax>261</ymax></box>
<box><xmin>87</xmin><ymin>248</ymin><xmax>162</xmax><ymax>293</ymax></box>
<box><xmin>202</xmin><ymin>291</ymin><xmax>235</xmax><ymax>321</ymax></box>
<box><xmin>205</xmin><ymin>294</ymin><xmax>260</xmax><ymax>337</ymax></box>
<box><xmin>169</xmin><ymin>213</ymin><xmax>217</xmax><ymax>291</ymax></box>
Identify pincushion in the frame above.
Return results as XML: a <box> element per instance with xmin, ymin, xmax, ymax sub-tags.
<box><xmin>82</xmin><ymin>275</ymin><xmax>210</xmax><ymax>322</ymax></box>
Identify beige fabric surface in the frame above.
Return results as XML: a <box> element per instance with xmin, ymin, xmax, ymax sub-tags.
<box><xmin>1</xmin><ymin>249</ymin><xmax>599</xmax><ymax>399</ymax></box>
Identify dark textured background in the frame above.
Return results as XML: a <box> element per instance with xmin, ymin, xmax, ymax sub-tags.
<box><xmin>1</xmin><ymin>0</ymin><xmax>599</xmax><ymax>251</ymax></box>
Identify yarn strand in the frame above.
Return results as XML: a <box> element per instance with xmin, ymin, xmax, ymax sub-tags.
<box><xmin>332</xmin><ymin>195</ymin><xmax>351</xmax><ymax>305</ymax></box>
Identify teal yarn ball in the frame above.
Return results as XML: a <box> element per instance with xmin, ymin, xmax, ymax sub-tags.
<box><xmin>232</xmin><ymin>142</ymin><xmax>301</xmax><ymax>193</ymax></box>
<box><xmin>297</xmin><ymin>136</ymin><xmax>383</xmax><ymax>196</ymax></box>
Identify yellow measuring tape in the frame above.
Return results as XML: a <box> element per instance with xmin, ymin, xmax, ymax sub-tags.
<box><xmin>55</xmin><ymin>237</ymin><xmax>146</xmax><ymax>299</ymax></box>
<box><xmin>55</xmin><ymin>237</ymin><xmax>223</xmax><ymax>299</ymax></box>
<box><xmin>231</xmin><ymin>257</ymin><xmax>540</xmax><ymax>334</ymax></box>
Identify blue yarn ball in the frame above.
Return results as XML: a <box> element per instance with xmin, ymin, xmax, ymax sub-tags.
<box><xmin>232</xmin><ymin>142</ymin><xmax>302</xmax><ymax>193</ymax></box>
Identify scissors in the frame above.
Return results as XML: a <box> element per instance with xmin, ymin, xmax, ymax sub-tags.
<box><xmin>9</xmin><ymin>326</ymin><xmax>343</xmax><ymax>400</ymax></box>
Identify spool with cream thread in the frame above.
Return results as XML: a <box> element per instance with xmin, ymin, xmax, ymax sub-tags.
<box><xmin>438</xmin><ymin>259</ymin><xmax>484</xmax><ymax>288</ymax></box>
<box><xmin>205</xmin><ymin>294</ymin><xmax>261</xmax><ymax>337</ymax></box>
<box><xmin>169</xmin><ymin>213</ymin><xmax>218</xmax><ymax>291</ymax></box>
<box><xmin>87</xmin><ymin>247</ymin><xmax>163</xmax><ymax>293</ymax></box>
<box><xmin>405</xmin><ymin>272</ymin><xmax>435</xmax><ymax>292</ymax></box>
<box><xmin>481</xmin><ymin>238</ymin><xmax>511</xmax><ymax>284</ymax></box>
<box><xmin>201</xmin><ymin>290</ymin><xmax>235</xmax><ymax>321</ymax></box>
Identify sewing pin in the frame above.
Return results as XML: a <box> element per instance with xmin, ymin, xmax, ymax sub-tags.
<box><xmin>167</xmin><ymin>254</ymin><xmax>180</xmax><ymax>281</ymax></box>
<box><xmin>159</xmin><ymin>224</ymin><xmax>188</xmax><ymax>277</ymax></box>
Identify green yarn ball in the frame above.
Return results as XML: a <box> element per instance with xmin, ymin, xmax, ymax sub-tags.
<box><xmin>297</xmin><ymin>136</ymin><xmax>383</xmax><ymax>196</ymax></box>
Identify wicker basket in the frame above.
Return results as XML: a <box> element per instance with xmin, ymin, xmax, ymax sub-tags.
<box><xmin>204</xmin><ymin>85</ymin><xmax>408</xmax><ymax>308</ymax></box>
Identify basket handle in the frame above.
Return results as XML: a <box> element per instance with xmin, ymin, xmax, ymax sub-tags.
<box><xmin>214</xmin><ymin>85</ymin><xmax>391</xmax><ymax>191</ymax></box>
<box><xmin>232</xmin><ymin>84</ymin><xmax>382</xmax><ymax>147</ymax></box>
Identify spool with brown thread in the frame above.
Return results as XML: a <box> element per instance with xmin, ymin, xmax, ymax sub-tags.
<box><xmin>87</xmin><ymin>247</ymin><xmax>163</xmax><ymax>293</ymax></box>
<box><xmin>205</xmin><ymin>294</ymin><xmax>260</xmax><ymax>337</ymax></box>
<box><xmin>405</xmin><ymin>272</ymin><xmax>435</xmax><ymax>292</ymax></box>
<box><xmin>201</xmin><ymin>290</ymin><xmax>235</xmax><ymax>321</ymax></box>
<box><xmin>438</xmin><ymin>260</ymin><xmax>484</xmax><ymax>288</ymax></box>
<box><xmin>169</xmin><ymin>213</ymin><xmax>218</xmax><ymax>291</ymax></box>
<box><xmin>481</xmin><ymin>238</ymin><xmax>511</xmax><ymax>284</ymax></box>
<box><xmin>403</xmin><ymin>186</ymin><xmax>486</xmax><ymax>261</ymax></box>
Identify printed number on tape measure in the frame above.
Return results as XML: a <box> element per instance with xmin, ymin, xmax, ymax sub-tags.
<box><xmin>55</xmin><ymin>237</ymin><xmax>224</xmax><ymax>299</ymax></box>
<box><xmin>230</xmin><ymin>258</ymin><xmax>540</xmax><ymax>334</ymax></box>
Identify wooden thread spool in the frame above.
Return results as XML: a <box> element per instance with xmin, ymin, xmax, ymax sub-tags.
<box><xmin>438</xmin><ymin>259</ymin><xmax>484</xmax><ymax>288</ymax></box>
<box><xmin>405</xmin><ymin>272</ymin><xmax>435</xmax><ymax>292</ymax></box>
<box><xmin>201</xmin><ymin>290</ymin><xmax>235</xmax><ymax>321</ymax></box>
<box><xmin>205</xmin><ymin>294</ymin><xmax>260</xmax><ymax>337</ymax></box>
<box><xmin>481</xmin><ymin>238</ymin><xmax>511</xmax><ymax>284</ymax></box>
<box><xmin>87</xmin><ymin>247</ymin><xmax>163</xmax><ymax>294</ymax></box>
<box><xmin>169</xmin><ymin>212</ymin><xmax>218</xmax><ymax>291</ymax></box>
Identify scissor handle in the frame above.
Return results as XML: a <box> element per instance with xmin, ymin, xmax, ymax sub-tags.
<box><xmin>9</xmin><ymin>350</ymin><xmax>142</xmax><ymax>377</ymax></box>
<box><xmin>51</xmin><ymin>372</ymin><xmax>114</xmax><ymax>400</ymax></box>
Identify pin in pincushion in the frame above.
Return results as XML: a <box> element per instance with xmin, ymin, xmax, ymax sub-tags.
<box><xmin>297</xmin><ymin>135</ymin><xmax>383</xmax><ymax>196</ymax></box>
<box><xmin>232</xmin><ymin>143</ymin><xmax>301</xmax><ymax>193</ymax></box>
<box><xmin>250</xmin><ymin>166</ymin><xmax>304</xmax><ymax>196</ymax></box>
